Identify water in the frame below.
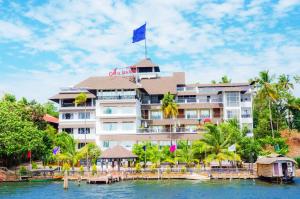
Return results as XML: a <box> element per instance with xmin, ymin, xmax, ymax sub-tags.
<box><xmin>1</xmin><ymin>178</ymin><xmax>300</xmax><ymax>199</ymax></box>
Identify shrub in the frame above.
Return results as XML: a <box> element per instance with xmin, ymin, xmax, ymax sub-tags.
<box><xmin>92</xmin><ymin>164</ymin><xmax>97</xmax><ymax>176</ymax></box>
<box><xmin>135</xmin><ymin>163</ymin><xmax>142</xmax><ymax>173</ymax></box>
<box><xmin>295</xmin><ymin>157</ymin><xmax>300</xmax><ymax>168</ymax></box>
<box><xmin>166</xmin><ymin>165</ymin><xmax>171</xmax><ymax>174</ymax></box>
<box><xmin>180</xmin><ymin>166</ymin><xmax>187</xmax><ymax>173</ymax></box>
<box><xmin>32</xmin><ymin>162</ymin><xmax>38</xmax><ymax>170</ymax></box>
<box><xmin>62</xmin><ymin>162</ymin><xmax>71</xmax><ymax>174</ymax></box>
<box><xmin>79</xmin><ymin>165</ymin><xmax>84</xmax><ymax>175</ymax></box>
<box><xmin>19</xmin><ymin>166</ymin><xmax>27</xmax><ymax>176</ymax></box>
<box><xmin>150</xmin><ymin>164</ymin><xmax>157</xmax><ymax>173</ymax></box>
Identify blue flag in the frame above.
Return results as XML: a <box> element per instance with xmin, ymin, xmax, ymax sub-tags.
<box><xmin>132</xmin><ymin>23</ymin><xmax>146</xmax><ymax>43</ymax></box>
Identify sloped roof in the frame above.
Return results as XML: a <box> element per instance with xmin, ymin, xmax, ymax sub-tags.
<box><xmin>100</xmin><ymin>145</ymin><xmax>138</xmax><ymax>159</ymax></box>
<box><xmin>256</xmin><ymin>154</ymin><xmax>297</xmax><ymax>164</ymax></box>
<box><xmin>49</xmin><ymin>92</ymin><xmax>96</xmax><ymax>100</ymax></box>
<box><xmin>43</xmin><ymin>114</ymin><xmax>59</xmax><ymax>124</ymax></box>
<box><xmin>134</xmin><ymin>58</ymin><xmax>158</xmax><ymax>68</ymax></box>
<box><xmin>189</xmin><ymin>82</ymin><xmax>251</xmax><ymax>87</ymax></box>
<box><xmin>75</xmin><ymin>76</ymin><xmax>138</xmax><ymax>89</ymax></box>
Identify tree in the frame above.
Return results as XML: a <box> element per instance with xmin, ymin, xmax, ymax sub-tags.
<box><xmin>219</xmin><ymin>76</ymin><xmax>231</xmax><ymax>83</ymax></box>
<box><xmin>43</xmin><ymin>102</ymin><xmax>59</xmax><ymax>118</ymax></box>
<box><xmin>176</xmin><ymin>141</ymin><xmax>199</xmax><ymax>167</ymax></box>
<box><xmin>78</xmin><ymin>143</ymin><xmax>101</xmax><ymax>165</ymax></box>
<box><xmin>211</xmin><ymin>80</ymin><xmax>217</xmax><ymax>84</ymax></box>
<box><xmin>161</xmin><ymin>92</ymin><xmax>178</xmax><ymax>144</ymax></box>
<box><xmin>74</xmin><ymin>92</ymin><xmax>89</xmax><ymax>168</ymax></box>
<box><xmin>255</xmin><ymin>70</ymin><xmax>278</xmax><ymax>138</ymax></box>
<box><xmin>198</xmin><ymin>123</ymin><xmax>241</xmax><ymax>167</ymax></box>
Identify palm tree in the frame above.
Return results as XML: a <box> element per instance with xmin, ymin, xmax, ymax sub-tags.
<box><xmin>199</xmin><ymin>123</ymin><xmax>240</xmax><ymax>167</ymax></box>
<box><xmin>255</xmin><ymin>71</ymin><xmax>278</xmax><ymax>138</ymax></box>
<box><xmin>219</xmin><ymin>76</ymin><xmax>231</xmax><ymax>83</ymax></box>
<box><xmin>161</xmin><ymin>92</ymin><xmax>178</xmax><ymax>144</ymax></box>
<box><xmin>278</xmin><ymin>74</ymin><xmax>294</xmax><ymax>90</ymax></box>
<box><xmin>74</xmin><ymin>92</ymin><xmax>89</xmax><ymax>168</ymax></box>
<box><xmin>176</xmin><ymin>141</ymin><xmax>199</xmax><ymax>167</ymax></box>
<box><xmin>78</xmin><ymin>143</ymin><xmax>101</xmax><ymax>165</ymax></box>
<box><xmin>55</xmin><ymin>132</ymin><xmax>81</xmax><ymax>170</ymax></box>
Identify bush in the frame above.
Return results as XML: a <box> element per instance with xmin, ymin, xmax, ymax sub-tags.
<box><xmin>62</xmin><ymin>162</ymin><xmax>71</xmax><ymax>174</ymax></box>
<box><xmin>180</xmin><ymin>166</ymin><xmax>187</xmax><ymax>173</ymax></box>
<box><xmin>150</xmin><ymin>164</ymin><xmax>157</xmax><ymax>173</ymax></box>
<box><xmin>166</xmin><ymin>165</ymin><xmax>171</xmax><ymax>174</ymax></box>
<box><xmin>92</xmin><ymin>164</ymin><xmax>97</xmax><ymax>176</ymax></box>
<box><xmin>135</xmin><ymin>163</ymin><xmax>141</xmax><ymax>173</ymax></box>
<box><xmin>32</xmin><ymin>162</ymin><xmax>38</xmax><ymax>170</ymax></box>
<box><xmin>295</xmin><ymin>157</ymin><xmax>300</xmax><ymax>168</ymax></box>
<box><xmin>79</xmin><ymin>165</ymin><xmax>84</xmax><ymax>175</ymax></box>
<box><xmin>19</xmin><ymin>166</ymin><xmax>27</xmax><ymax>176</ymax></box>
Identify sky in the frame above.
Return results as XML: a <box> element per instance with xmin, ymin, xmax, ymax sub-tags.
<box><xmin>0</xmin><ymin>0</ymin><xmax>300</xmax><ymax>102</ymax></box>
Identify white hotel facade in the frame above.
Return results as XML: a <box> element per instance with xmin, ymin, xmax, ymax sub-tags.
<box><xmin>50</xmin><ymin>58</ymin><xmax>254</xmax><ymax>150</ymax></box>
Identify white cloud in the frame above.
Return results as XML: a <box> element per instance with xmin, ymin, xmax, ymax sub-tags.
<box><xmin>274</xmin><ymin>0</ymin><xmax>300</xmax><ymax>14</ymax></box>
<box><xmin>0</xmin><ymin>20</ymin><xmax>32</xmax><ymax>41</ymax></box>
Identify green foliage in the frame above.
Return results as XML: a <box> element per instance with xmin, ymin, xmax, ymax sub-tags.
<box><xmin>79</xmin><ymin>165</ymin><xmax>84</xmax><ymax>175</ymax></box>
<box><xmin>92</xmin><ymin>164</ymin><xmax>97</xmax><ymax>176</ymax></box>
<box><xmin>180</xmin><ymin>166</ymin><xmax>187</xmax><ymax>173</ymax></box>
<box><xmin>74</xmin><ymin>93</ymin><xmax>87</xmax><ymax>106</ymax></box>
<box><xmin>294</xmin><ymin>157</ymin><xmax>300</xmax><ymax>168</ymax></box>
<box><xmin>219</xmin><ymin>75</ymin><xmax>231</xmax><ymax>83</ymax></box>
<box><xmin>258</xmin><ymin>136</ymin><xmax>289</xmax><ymax>155</ymax></box>
<box><xmin>43</xmin><ymin>102</ymin><xmax>59</xmax><ymax>118</ymax></box>
<box><xmin>150</xmin><ymin>164</ymin><xmax>157</xmax><ymax>173</ymax></box>
<box><xmin>62</xmin><ymin>162</ymin><xmax>71</xmax><ymax>172</ymax></box>
<box><xmin>78</xmin><ymin>143</ymin><xmax>101</xmax><ymax>165</ymax></box>
<box><xmin>19</xmin><ymin>166</ymin><xmax>27</xmax><ymax>176</ymax></box>
<box><xmin>32</xmin><ymin>162</ymin><xmax>38</xmax><ymax>169</ymax></box>
<box><xmin>165</xmin><ymin>165</ymin><xmax>171</xmax><ymax>174</ymax></box>
<box><xmin>135</xmin><ymin>163</ymin><xmax>141</xmax><ymax>173</ymax></box>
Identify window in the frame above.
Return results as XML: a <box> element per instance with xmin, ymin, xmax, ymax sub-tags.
<box><xmin>241</xmin><ymin>108</ymin><xmax>251</xmax><ymax>118</ymax></box>
<box><xmin>103</xmin><ymin>141</ymin><xmax>109</xmax><ymax>148</ymax></box>
<box><xmin>227</xmin><ymin>110</ymin><xmax>240</xmax><ymax>119</ymax></box>
<box><xmin>121</xmin><ymin>122</ymin><xmax>135</xmax><ymax>130</ymax></box>
<box><xmin>78</xmin><ymin>112</ymin><xmax>91</xmax><ymax>119</ymax></box>
<box><xmin>150</xmin><ymin>111</ymin><xmax>162</xmax><ymax>120</ymax></box>
<box><xmin>62</xmin><ymin>113</ymin><xmax>74</xmax><ymax>120</ymax></box>
<box><xmin>78</xmin><ymin>143</ymin><xmax>86</xmax><ymax>149</ymax></box>
<box><xmin>241</xmin><ymin>94</ymin><xmax>251</xmax><ymax>102</ymax></box>
<box><xmin>185</xmin><ymin>110</ymin><xmax>197</xmax><ymax>119</ymax></box>
<box><xmin>121</xmin><ymin>107</ymin><xmax>135</xmax><ymax>114</ymax></box>
<box><xmin>62</xmin><ymin>128</ymin><xmax>73</xmax><ymax>134</ymax></box>
<box><xmin>200</xmin><ymin>110</ymin><xmax>210</xmax><ymax>118</ymax></box>
<box><xmin>78</xmin><ymin>128</ymin><xmax>90</xmax><ymax>134</ymax></box>
<box><xmin>103</xmin><ymin>123</ymin><xmax>118</xmax><ymax>131</ymax></box>
<box><xmin>226</xmin><ymin>92</ymin><xmax>240</xmax><ymax>107</ymax></box>
<box><xmin>186</xmin><ymin>125</ymin><xmax>197</xmax><ymax>132</ymax></box>
<box><xmin>151</xmin><ymin>126</ymin><xmax>163</xmax><ymax>132</ymax></box>
<box><xmin>103</xmin><ymin>107</ymin><xmax>118</xmax><ymax>114</ymax></box>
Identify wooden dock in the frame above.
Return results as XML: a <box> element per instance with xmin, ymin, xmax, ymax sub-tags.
<box><xmin>87</xmin><ymin>175</ymin><xmax>121</xmax><ymax>184</ymax></box>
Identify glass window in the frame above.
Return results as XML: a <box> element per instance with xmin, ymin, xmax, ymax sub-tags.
<box><xmin>103</xmin><ymin>123</ymin><xmax>118</xmax><ymax>131</ymax></box>
<box><xmin>241</xmin><ymin>94</ymin><xmax>251</xmax><ymax>102</ymax></box>
<box><xmin>186</xmin><ymin>125</ymin><xmax>197</xmax><ymax>132</ymax></box>
<box><xmin>200</xmin><ymin>110</ymin><xmax>210</xmax><ymax>118</ymax></box>
<box><xmin>185</xmin><ymin>110</ymin><xmax>197</xmax><ymax>119</ymax></box>
<box><xmin>78</xmin><ymin>143</ymin><xmax>86</xmax><ymax>149</ymax></box>
<box><xmin>226</xmin><ymin>92</ymin><xmax>240</xmax><ymax>107</ymax></box>
<box><xmin>78</xmin><ymin>128</ymin><xmax>90</xmax><ymax>134</ymax></box>
<box><xmin>121</xmin><ymin>122</ymin><xmax>135</xmax><ymax>130</ymax></box>
<box><xmin>103</xmin><ymin>107</ymin><xmax>118</xmax><ymax>114</ymax></box>
<box><xmin>227</xmin><ymin>110</ymin><xmax>240</xmax><ymax>119</ymax></box>
<box><xmin>241</xmin><ymin>108</ymin><xmax>251</xmax><ymax>118</ymax></box>
<box><xmin>78</xmin><ymin>112</ymin><xmax>90</xmax><ymax>119</ymax></box>
<box><xmin>62</xmin><ymin>113</ymin><xmax>74</xmax><ymax>119</ymax></box>
<box><xmin>150</xmin><ymin>111</ymin><xmax>162</xmax><ymax>119</ymax></box>
<box><xmin>62</xmin><ymin>128</ymin><xmax>73</xmax><ymax>134</ymax></box>
<box><xmin>151</xmin><ymin>125</ymin><xmax>163</xmax><ymax>132</ymax></box>
<box><xmin>103</xmin><ymin>141</ymin><xmax>109</xmax><ymax>148</ymax></box>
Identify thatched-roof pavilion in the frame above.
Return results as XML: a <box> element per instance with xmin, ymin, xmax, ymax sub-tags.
<box><xmin>99</xmin><ymin>145</ymin><xmax>137</xmax><ymax>171</ymax></box>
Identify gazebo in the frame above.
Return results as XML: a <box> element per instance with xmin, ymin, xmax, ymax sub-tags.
<box><xmin>99</xmin><ymin>145</ymin><xmax>138</xmax><ymax>171</ymax></box>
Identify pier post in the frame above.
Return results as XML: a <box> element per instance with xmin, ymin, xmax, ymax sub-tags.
<box><xmin>63</xmin><ymin>171</ymin><xmax>68</xmax><ymax>189</ymax></box>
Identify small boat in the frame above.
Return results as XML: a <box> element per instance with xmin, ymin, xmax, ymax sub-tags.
<box><xmin>185</xmin><ymin>173</ymin><xmax>210</xmax><ymax>180</ymax></box>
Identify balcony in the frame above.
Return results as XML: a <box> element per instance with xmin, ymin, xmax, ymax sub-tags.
<box><xmin>137</xmin><ymin>127</ymin><xmax>203</xmax><ymax>134</ymax></box>
<box><xmin>98</xmin><ymin>95</ymin><xmax>135</xmax><ymax>100</ymax></box>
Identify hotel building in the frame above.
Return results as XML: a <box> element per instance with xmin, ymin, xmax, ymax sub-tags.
<box><xmin>50</xmin><ymin>58</ymin><xmax>253</xmax><ymax>150</ymax></box>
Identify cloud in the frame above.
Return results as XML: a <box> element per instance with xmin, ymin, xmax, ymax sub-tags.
<box><xmin>274</xmin><ymin>0</ymin><xmax>300</xmax><ymax>14</ymax></box>
<box><xmin>0</xmin><ymin>20</ymin><xmax>32</xmax><ymax>41</ymax></box>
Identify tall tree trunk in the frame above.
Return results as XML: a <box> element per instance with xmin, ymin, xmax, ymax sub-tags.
<box><xmin>268</xmin><ymin>99</ymin><xmax>274</xmax><ymax>138</ymax></box>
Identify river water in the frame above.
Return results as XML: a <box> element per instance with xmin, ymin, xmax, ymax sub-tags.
<box><xmin>1</xmin><ymin>178</ymin><xmax>300</xmax><ymax>199</ymax></box>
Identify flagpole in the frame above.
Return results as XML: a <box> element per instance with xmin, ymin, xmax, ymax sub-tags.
<box><xmin>144</xmin><ymin>33</ymin><xmax>147</xmax><ymax>58</ymax></box>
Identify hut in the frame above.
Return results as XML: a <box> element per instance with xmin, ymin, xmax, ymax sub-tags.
<box><xmin>99</xmin><ymin>145</ymin><xmax>138</xmax><ymax>171</ymax></box>
<box><xmin>256</xmin><ymin>154</ymin><xmax>297</xmax><ymax>182</ymax></box>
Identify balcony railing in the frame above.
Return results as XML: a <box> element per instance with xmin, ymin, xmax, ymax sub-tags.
<box><xmin>98</xmin><ymin>95</ymin><xmax>135</xmax><ymax>100</ymax></box>
<box><xmin>241</xmin><ymin>114</ymin><xmax>251</xmax><ymax>118</ymax></box>
<box><xmin>137</xmin><ymin>127</ymin><xmax>202</xmax><ymax>134</ymax></box>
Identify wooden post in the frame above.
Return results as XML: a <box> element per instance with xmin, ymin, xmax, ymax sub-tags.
<box><xmin>63</xmin><ymin>171</ymin><xmax>68</xmax><ymax>189</ymax></box>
